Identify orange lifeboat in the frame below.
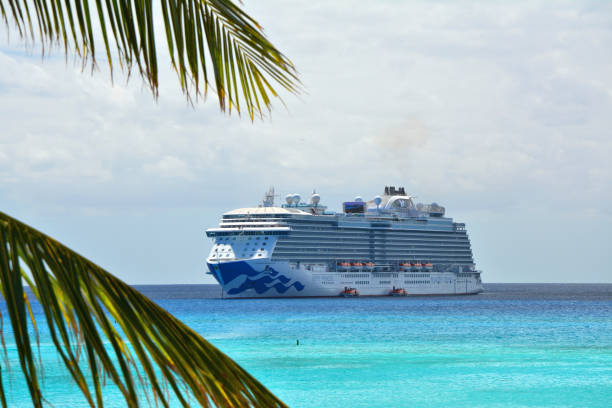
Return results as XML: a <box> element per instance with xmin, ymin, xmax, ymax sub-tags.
<box><xmin>390</xmin><ymin>287</ymin><xmax>407</xmax><ymax>296</ymax></box>
<box><xmin>363</xmin><ymin>262</ymin><xmax>375</xmax><ymax>269</ymax></box>
<box><xmin>424</xmin><ymin>262</ymin><xmax>433</xmax><ymax>269</ymax></box>
<box><xmin>400</xmin><ymin>261</ymin><xmax>411</xmax><ymax>271</ymax></box>
<box><xmin>340</xmin><ymin>287</ymin><xmax>359</xmax><ymax>297</ymax></box>
<box><xmin>337</xmin><ymin>262</ymin><xmax>351</xmax><ymax>270</ymax></box>
<box><xmin>412</xmin><ymin>262</ymin><xmax>422</xmax><ymax>269</ymax></box>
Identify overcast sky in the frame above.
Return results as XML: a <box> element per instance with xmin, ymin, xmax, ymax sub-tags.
<box><xmin>1</xmin><ymin>0</ymin><xmax>610</xmax><ymax>284</ymax></box>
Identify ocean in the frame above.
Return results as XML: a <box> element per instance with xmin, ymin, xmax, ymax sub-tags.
<box><xmin>3</xmin><ymin>283</ymin><xmax>612</xmax><ymax>407</ymax></box>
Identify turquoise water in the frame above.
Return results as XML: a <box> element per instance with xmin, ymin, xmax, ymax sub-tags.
<box><xmin>3</xmin><ymin>284</ymin><xmax>612</xmax><ymax>407</ymax></box>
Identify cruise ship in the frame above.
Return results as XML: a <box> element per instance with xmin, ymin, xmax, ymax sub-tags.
<box><xmin>205</xmin><ymin>187</ymin><xmax>483</xmax><ymax>298</ymax></box>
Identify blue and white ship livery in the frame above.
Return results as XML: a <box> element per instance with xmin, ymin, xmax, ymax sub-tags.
<box><xmin>206</xmin><ymin>187</ymin><xmax>483</xmax><ymax>297</ymax></box>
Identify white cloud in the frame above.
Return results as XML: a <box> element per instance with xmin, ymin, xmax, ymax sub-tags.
<box><xmin>0</xmin><ymin>1</ymin><xmax>609</xmax><ymax>211</ymax></box>
<box><xmin>143</xmin><ymin>155</ymin><xmax>194</xmax><ymax>180</ymax></box>
<box><xmin>0</xmin><ymin>0</ymin><xmax>610</xmax><ymax>282</ymax></box>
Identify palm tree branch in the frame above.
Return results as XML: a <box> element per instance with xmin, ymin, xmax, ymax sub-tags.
<box><xmin>0</xmin><ymin>0</ymin><xmax>300</xmax><ymax>116</ymax></box>
<box><xmin>0</xmin><ymin>210</ymin><xmax>287</xmax><ymax>407</ymax></box>
<box><xmin>0</xmin><ymin>222</ymin><xmax>42</xmax><ymax>406</ymax></box>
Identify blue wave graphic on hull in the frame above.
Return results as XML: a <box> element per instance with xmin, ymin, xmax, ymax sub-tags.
<box><xmin>209</xmin><ymin>261</ymin><xmax>304</xmax><ymax>295</ymax></box>
<box><xmin>227</xmin><ymin>276</ymin><xmax>305</xmax><ymax>295</ymax></box>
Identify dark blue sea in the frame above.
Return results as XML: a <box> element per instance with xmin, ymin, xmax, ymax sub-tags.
<box><xmin>4</xmin><ymin>283</ymin><xmax>612</xmax><ymax>407</ymax></box>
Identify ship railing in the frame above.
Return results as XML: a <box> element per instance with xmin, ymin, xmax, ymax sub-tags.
<box><xmin>218</xmin><ymin>222</ymin><xmax>287</xmax><ymax>228</ymax></box>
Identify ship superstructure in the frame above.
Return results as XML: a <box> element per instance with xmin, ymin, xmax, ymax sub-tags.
<box><xmin>205</xmin><ymin>187</ymin><xmax>483</xmax><ymax>297</ymax></box>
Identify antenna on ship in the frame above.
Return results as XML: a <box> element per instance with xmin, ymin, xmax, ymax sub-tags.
<box><xmin>262</xmin><ymin>186</ymin><xmax>275</xmax><ymax>207</ymax></box>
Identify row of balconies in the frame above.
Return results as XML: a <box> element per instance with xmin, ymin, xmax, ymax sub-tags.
<box><xmin>286</xmin><ymin>230</ymin><xmax>469</xmax><ymax>239</ymax></box>
<box><xmin>274</xmin><ymin>240</ymin><xmax>471</xmax><ymax>249</ymax></box>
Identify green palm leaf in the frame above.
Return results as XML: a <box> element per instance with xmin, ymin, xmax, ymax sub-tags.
<box><xmin>0</xmin><ymin>210</ymin><xmax>288</xmax><ymax>407</ymax></box>
<box><xmin>0</xmin><ymin>0</ymin><xmax>300</xmax><ymax>118</ymax></box>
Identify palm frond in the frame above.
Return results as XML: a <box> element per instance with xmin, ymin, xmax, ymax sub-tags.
<box><xmin>0</xmin><ymin>0</ymin><xmax>300</xmax><ymax>118</ymax></box>
<box><xmin>0</xmin><ymin>210</ymin><xmax>287</xmax><ymax>408</ymax></box>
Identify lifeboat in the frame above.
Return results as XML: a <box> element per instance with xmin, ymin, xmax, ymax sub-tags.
<box><xmin>412</xmin><ymin>262</ymin><xmax>422</xmax><ymax>270</ymax></box>
<box><xmin>337</xmin><ymin>262</ymin><xmax>351</xmax><ymax>271</ymax></box>
<box><xmin>363</xmin><ymin>262</ymin><xmax>375</xmax><ymax>269</ymax></box>
<box><xmin>399</xmin><ymin>262</ymin><xmax>411</xmax><ymax>271</ymax></box>
<box><xmin>340</xmin><ymin>287</ymin><xmax>359</xmax><ymax>297</ymax></box>
<box><xmin>351</xmin><ymin>262</ymin><xmax>363</xmax><ymax>270</ymax></box>
<box><xmin>424</xmin><ymin>262</ymin><xmax>433</xmax><ymax>270</ymax></box>
<box><xmin>390</xmin><ymin>287</ymin><xmax>407</xmax><ymax>297</ymax></box>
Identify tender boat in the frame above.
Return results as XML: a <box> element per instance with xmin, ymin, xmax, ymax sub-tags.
<box><xmin>390</xmin><ymin>287</ymin><xmax>407</xmax><ymax>296</ymax></box>
<box><xmin>340</xmin><ymin>287</ymin><xmax>359</xmax><ymax>297</ymax></box>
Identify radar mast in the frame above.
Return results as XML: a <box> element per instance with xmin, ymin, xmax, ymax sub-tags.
<box><xmin>262</xmin><ymin>187</ymin><xmax>275</xmax><ymax>207</ymax></box>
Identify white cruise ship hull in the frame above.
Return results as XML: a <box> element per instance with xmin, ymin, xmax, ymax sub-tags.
<box><xmin>205</xmin><ymin>186</ymin><xmax>485</xmax><ymax>298</ymax></box>
<box><xmin>207</xmin><ymin>259</ymin><xmax>483</xmax><ymax>298</ymax></box>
